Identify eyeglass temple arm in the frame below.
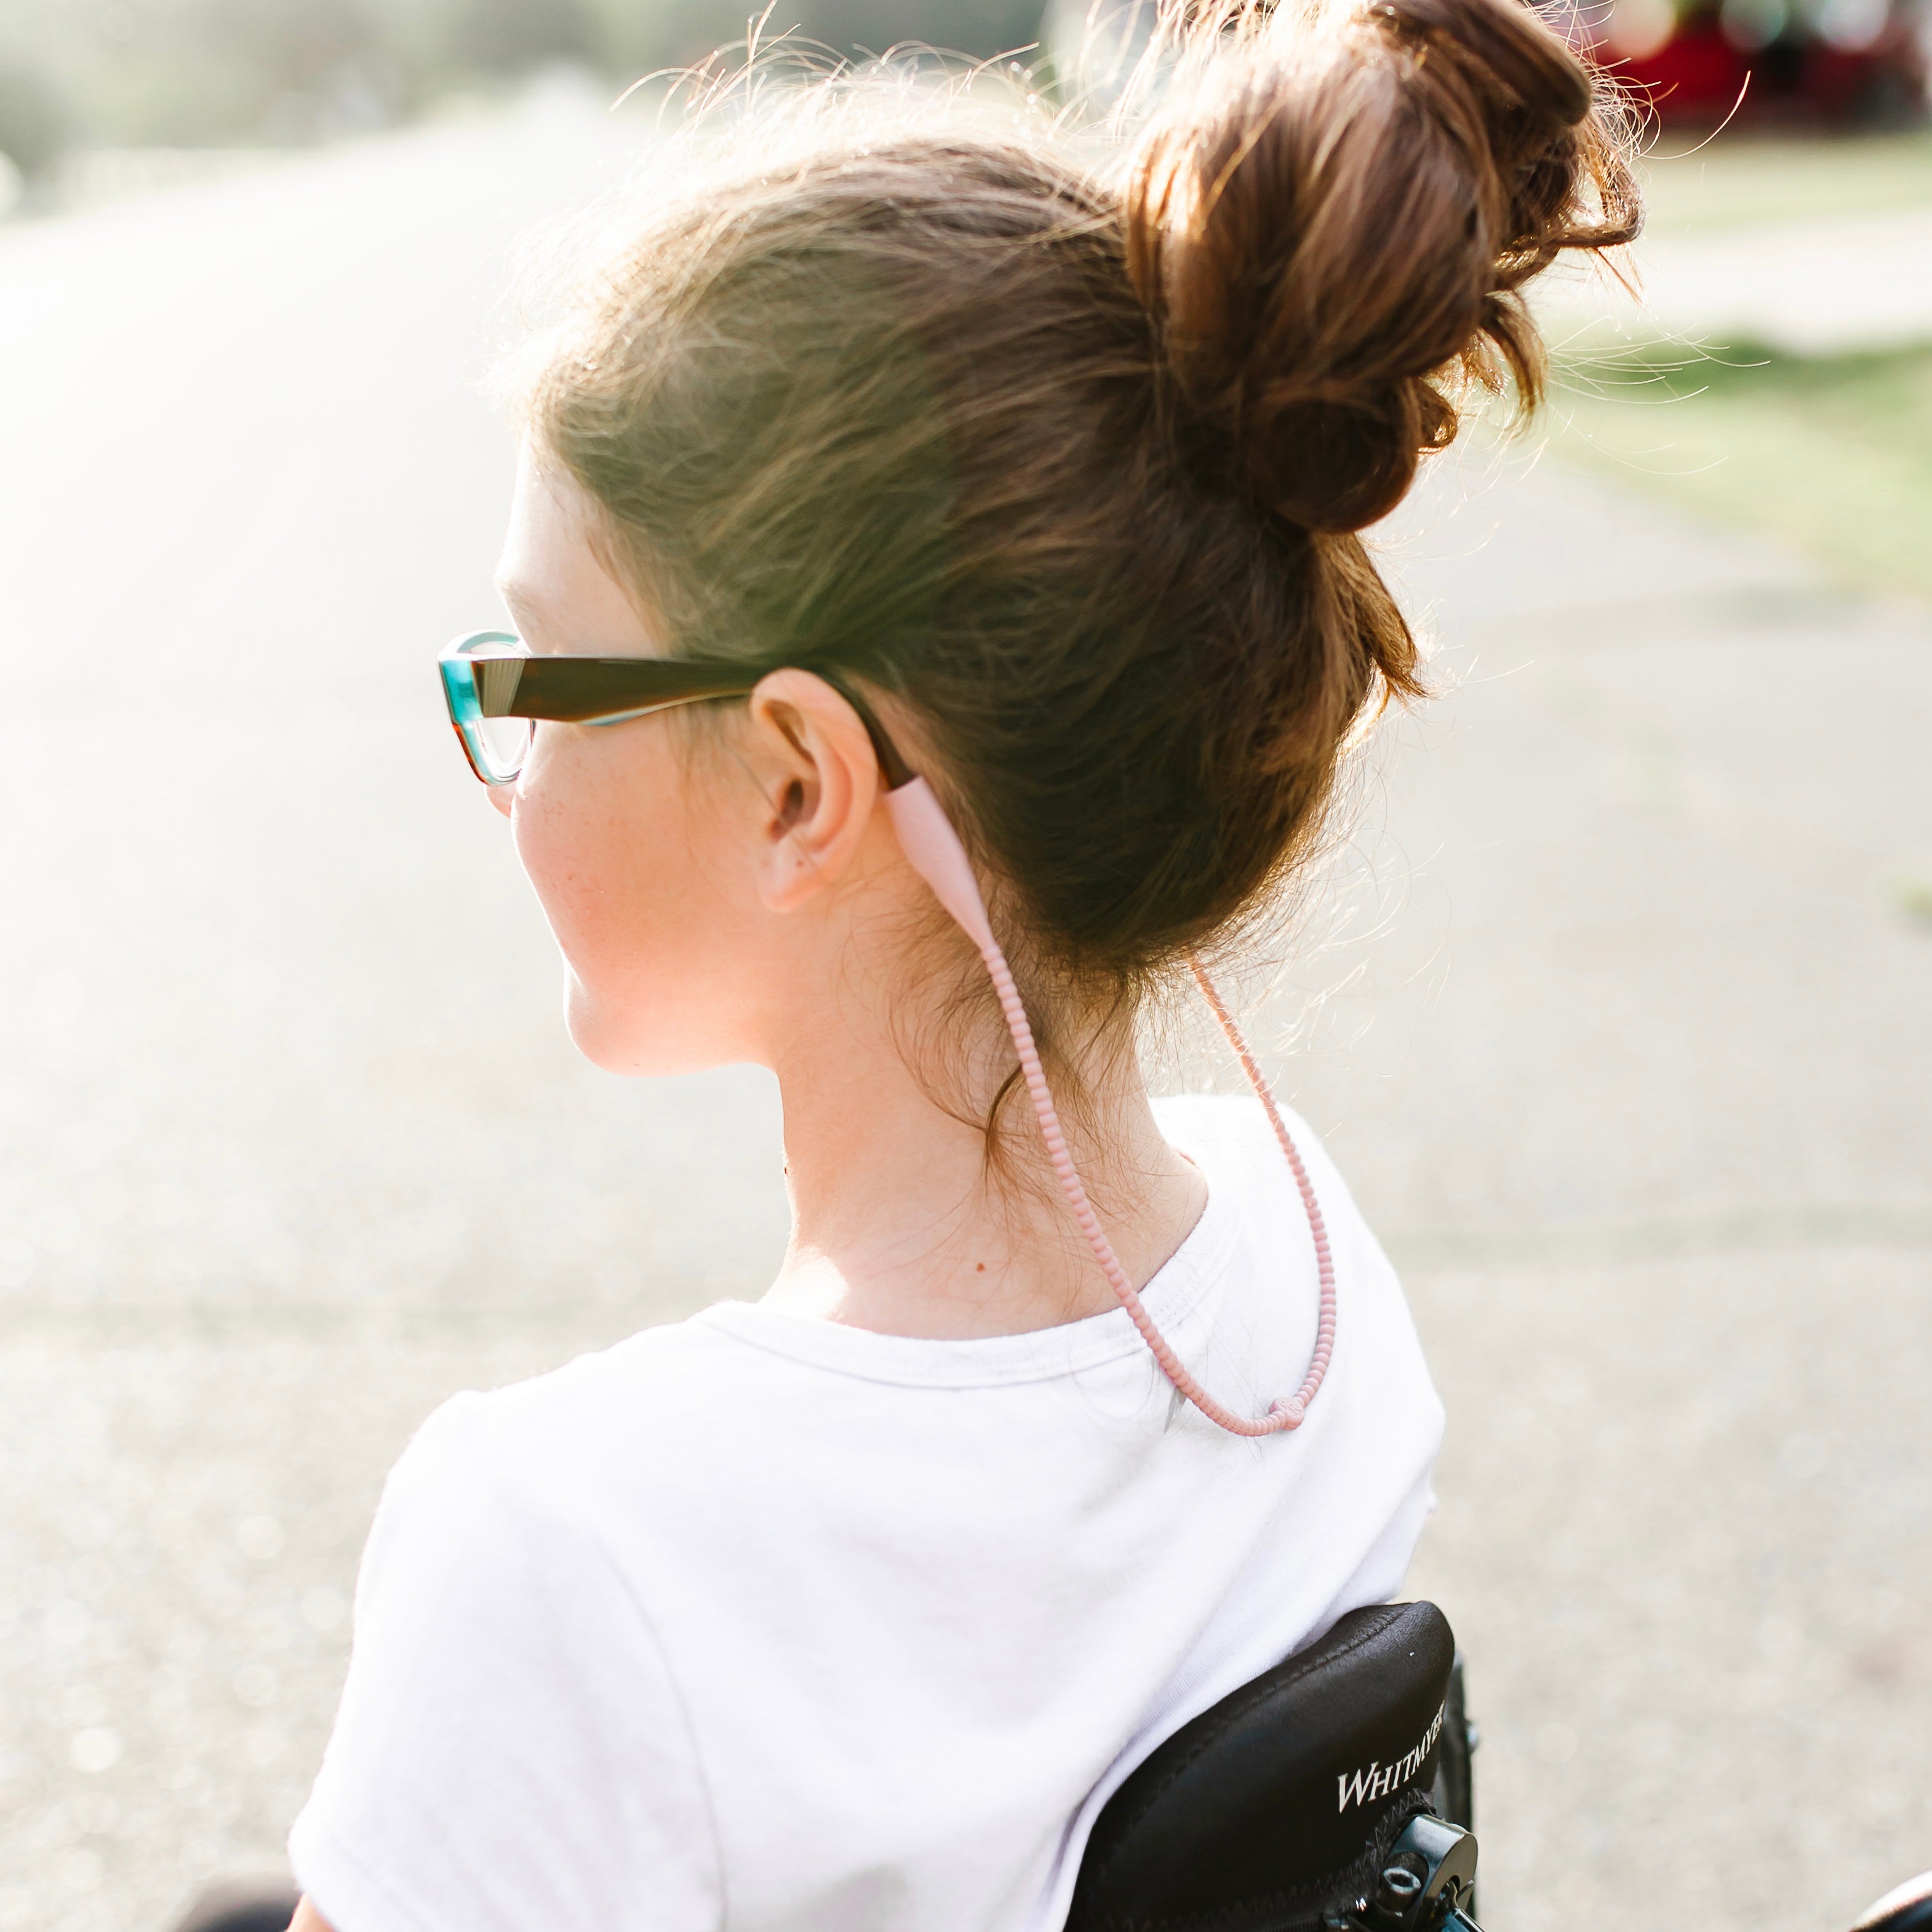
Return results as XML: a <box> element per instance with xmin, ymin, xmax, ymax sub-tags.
<box><xmin>500</xmin><ymin>662</ymin><xmax>920</xmax><ymax>760</ymax></box>
<box><xmin>500</xmin><ymin>657</ymin><xmax>762</xmax><ymax>722</ymax></box>
<box><xmin>820</xmin><ymin>676</ymin><xmax>917</xmax><ymax>792</ymax></box>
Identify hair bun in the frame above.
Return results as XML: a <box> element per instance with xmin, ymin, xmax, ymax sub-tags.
<box><xmin>1378</xmin><ymin>0</ymin><xmax>1595</xmax><ymax>127</ymax></box>
<box><xmin>1124</xmin><ymin>0</ymin><xmax>1637</xmax><ymax>533</ymax></box>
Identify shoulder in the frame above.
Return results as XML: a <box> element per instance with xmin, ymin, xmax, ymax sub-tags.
<box><xmin>295</xmin><ymin>1330</ymin><xmax>727</xmax><ymax>1928</ymax></box>
<box><xmin>1155</xmin><ymin>1090</ymin><xmax>1435</xmax><ymax>1417</ymax></box>
<box><xmin>391</xmin><ymin>1315</ymin><xmax>757</xmax><ymax>1508</ymax></box>
<box><xmin>370</xmin><ymin>1307</ymin><xmax>845</xmax><ymax>1600</ymax></box>
<box><xmin>1152</xmin><ymin>1092</ymin><xmax>1370</xmax><ymax>1248</ymax></box>
<box><xmin>1153</xmin><ymin>1088</ymin><xmax>1304</xmax><ymax>1159</ymax></box>
<box><xmin>1152</xmin><ymin>1088</ymin><xmax>1325</xmax><ymax>1167</ymax></box>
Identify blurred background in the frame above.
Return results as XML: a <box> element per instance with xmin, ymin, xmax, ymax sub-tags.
<box><xmin>0</xmin><ymin>0</ymin><xmax>1928</xmax><ymax>192</ymax></box>
<box><xmin>0</xmin><ymin>1</ymin><xmax>1928</xmax><ymax>1930</ymax></box>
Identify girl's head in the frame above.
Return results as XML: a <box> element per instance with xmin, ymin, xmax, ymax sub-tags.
<box><xmin>503</xmin><ymin>0</ymin><xmax>1635</xmax><ymax>1087</ymax></box>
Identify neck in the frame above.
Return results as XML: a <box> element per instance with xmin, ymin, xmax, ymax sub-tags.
<box><xmin>759</xmin><ymin>965</ymin><xmax>1208</xmax><ymax>1339</ymax></box>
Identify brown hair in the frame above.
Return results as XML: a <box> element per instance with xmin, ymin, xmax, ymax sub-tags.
<box><xmin>529</xmin><ymin>0</ymin><xmax>1637</xmax><ymax>1008</ymax></box>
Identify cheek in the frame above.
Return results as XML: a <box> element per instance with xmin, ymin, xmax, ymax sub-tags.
<box><xmin>513</xmin><ymin>789</ymin><xmax>632</xmax><ymax>973</ymax></box>
<box><xmin>507</xmin><ymin>726</ymin><xmax>746</xmax><ymax>1071</ymax></box>
<box><xmin>511</xmin><ymin>730</ymin><xmax>674</xmax><ymax>978</ymax></box>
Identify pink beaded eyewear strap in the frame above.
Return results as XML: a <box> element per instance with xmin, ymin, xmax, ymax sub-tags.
<box><xmin>439</xmin><ymin>631</ymin><xmax>1336</xmax><ymax>1437</ymax></box>
<box><xmin>878</xmin><ymin>747</ymin><xmax>1336</xmax><ymax>1438</ymax></box>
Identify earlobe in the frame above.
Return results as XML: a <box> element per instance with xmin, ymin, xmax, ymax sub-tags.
<box><xmin>747</xmin><ymin>670</ymin><xmax>880</xmax><ymax>914</ymax></box>
<box><xmin>759</xmin><ymin>826</ymin><xmax>821</xmax><ymax>911</ymax></box>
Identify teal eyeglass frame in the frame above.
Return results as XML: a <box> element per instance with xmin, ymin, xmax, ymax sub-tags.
<box><xmin>438</xmin><ymin>630</ymin><xmax>914</xmax><ymax>788</ymax></box>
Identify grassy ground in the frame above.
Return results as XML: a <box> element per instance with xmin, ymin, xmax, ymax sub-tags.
<box><xmin>1545</xmin><ymin>338</ymin><xmax>1932</xmax><ymax>599</ymax></box>
<box><xmin>1536</xmin><ymin>132</ymin><xmax>1932</xmax><ymax>601</ymax></box>
<box><xmin>1633</xmin><ymin>129</ymin><xmax>1932</xmax><ymax>231</ymax></box>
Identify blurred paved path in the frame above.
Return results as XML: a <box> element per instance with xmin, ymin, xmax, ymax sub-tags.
<box><xmin>0</xmin><ymin>94</ymin><xmax>1928</xmax><ymax>1932</ymax></box>
<box><xmin>1538</xmin><ymin>204</ymin><xmax>1932</xmax><ymax>353</ymax></box>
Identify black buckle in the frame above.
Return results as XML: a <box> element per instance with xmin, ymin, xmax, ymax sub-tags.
<box><xmin>1323</xmin><ymin>1814</ymin><xmax>1484</xmax><ymax>1932</ymax></box>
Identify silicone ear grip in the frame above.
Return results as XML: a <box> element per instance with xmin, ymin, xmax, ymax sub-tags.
<box><xmin>883</xmin><ymin>780</ymin><xmax>999</xmax><ymax>959</ymax></box>
<box><xmin>880</xmin><ymin>771</ymin><xmax>1336</xmax><ymax>1439</ymax></box>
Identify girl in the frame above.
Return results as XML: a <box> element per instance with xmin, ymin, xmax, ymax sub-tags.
<box><xmin>285</xmin><ymin>4</ymin><xmax>1635</xmax><ymax>1926</ymax></box>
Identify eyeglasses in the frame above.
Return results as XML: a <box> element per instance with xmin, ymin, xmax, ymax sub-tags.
<box><xmin>437</xmin><ymin>631</ymin><xmax>915</xmax><ymax>789</ymax></box>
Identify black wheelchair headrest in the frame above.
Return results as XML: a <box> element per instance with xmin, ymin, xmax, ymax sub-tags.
<box><xmin>1068</xmin><ymin>1601</ymin><xmax>1458</xmax><ymax>1932</ymax></box>
<box><xmin>1854</xmin><ymin>1874</ymin><xmax>1932</xmax><ymax>1932</ymax></box>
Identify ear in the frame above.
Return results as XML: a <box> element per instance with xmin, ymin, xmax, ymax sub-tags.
<box><xmin>743</xmin><ymin>669</ymin><xmax>883</xmax><ymax>913</ymax></box>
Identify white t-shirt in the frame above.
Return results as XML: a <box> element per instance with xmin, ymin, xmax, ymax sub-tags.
<box><xmin>290</xmin><ymin>1095</ymin><xmax>1444</xmax><ymax>1932</ymax></box>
